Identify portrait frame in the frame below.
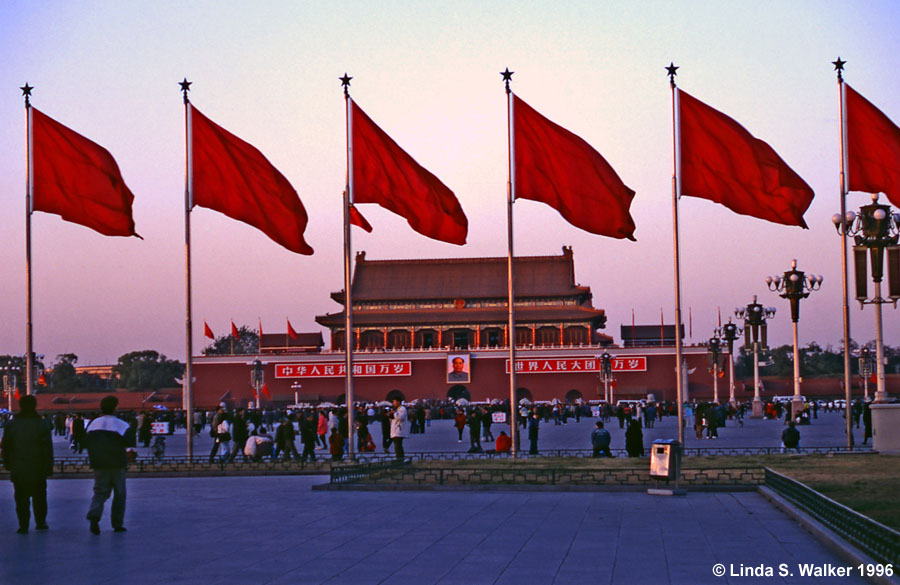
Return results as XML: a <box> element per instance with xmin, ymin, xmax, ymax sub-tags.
<box><xmin>446</xmin><ymin>353</ymin><xmax>471</xmax><ymax>384</ymax></box>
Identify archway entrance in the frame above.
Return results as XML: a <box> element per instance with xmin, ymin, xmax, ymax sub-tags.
<box><xmin>565</xmin><ymin>389</ymin><xmax>584</xmax><ymax>404</ymax></box>
<box><xmin>385</xmin><ymin>389</ymin><xmax>406</xmax><ymax>402</ymax></box>
<box><xmin>447</xmin><ymin>385</ymin><xmax>470</xmax><ymax>401</ymax></box>
<box><xmin>515</xmin><ymin>387</ymin><xmax>533</xmax><ymax>403</ymax></box>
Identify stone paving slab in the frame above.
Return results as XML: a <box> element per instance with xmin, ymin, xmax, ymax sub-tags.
<box><xmin>0</xmin><ymin>475</ymin><xmax>879</xmax><ymax>585</ymax></box>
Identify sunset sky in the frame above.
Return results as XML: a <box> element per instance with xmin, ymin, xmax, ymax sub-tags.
<box><xmin>2</xmin><ymin>1</ymin><xmax>899</xmax><ymax>366</ymax></box>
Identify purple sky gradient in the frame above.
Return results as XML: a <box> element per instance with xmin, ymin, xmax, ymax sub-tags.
<box><xmin>1</xmin><ymin>1</ymin><xmax>898</xmax><ymax>366</ymax></box>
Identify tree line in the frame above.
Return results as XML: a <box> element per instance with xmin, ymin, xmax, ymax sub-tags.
<box><xmin>733</xmin><ymin>342</ymin><xmax>900</xmax><ymax>379</ymax></box>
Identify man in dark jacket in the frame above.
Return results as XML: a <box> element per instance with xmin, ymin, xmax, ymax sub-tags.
<box><xmin>591</xmin><ymin>421</ymin><xmax>613</xmax><ymax>458</ymax></box>
<box><xmin>1</xmin><ymin>395</ymin><xmax>54</xmax><ymax>533</ymax></box>
<box><xmin>228</xmin><ymin>408</ymin><xmax>249</xmax><ymax>463</ymax></box>
<box><xmin>85</xmin><ymin>395</ymin><xmax>134</xmax><ymax>534</ymax></box>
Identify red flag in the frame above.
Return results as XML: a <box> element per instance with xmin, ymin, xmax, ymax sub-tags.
<box><xmin>678</xmin><ymin>89</ymin><xmax>814</xmax><ymax>228</ymax></box>
<box><xmin>286</xmin><ymin>318</ymin><xmax>299</xmax><ymax>340</ymax></box>
<box><xmin>37</xmin><ymin>373</ymin><xmax>46</xmax><ymax>386</ymax></box>
<box><xmin>231</xmin><ymin>321</ymin><xmax>240</xmax><ymax>339</ymax></box>
<box><xmin>258</xmin><ymin>318</ymin><xmax>263</xmax><ymax>337</ymax></box>
<box><xmin>349</xmin><ymin>204</ymin><xmax>373</xmax><ymax>232</ymax></box>
<box><xmin>14</xmin><ymin>388</ymin><xmax>20</xmax><ymax>401</ymax></box>
<box><xmin>203</xmin><ymin>321</ymin><xmax>215</xmax><ymax>340</ymax></box>
<box><xmin>31</xmin><ymin>108</ymin><xmax>139</xmax><ymax>237</ymax></box>
<box><xmin>513</xmin><ymin>94</ymin><xmax>637</xmax><ymax>240</ymax></box>
<box><xmin>350</xmin><ymin>99</ymin><xmax>467</xmax><ymax>245</ymax></box>
<box><xmin>845</xmin><ymin>84</ymin><xmax>900</xmax><ymax>207</ymax></box>
<box><xmin>189</xmin><ymin>104</ymin><xmax>313</xmax><ymax>255</ymax></box>
<box><xmin>261</xmin><ymin>383</ymin><xmax>271</xmax><ymax>399</ymax></box>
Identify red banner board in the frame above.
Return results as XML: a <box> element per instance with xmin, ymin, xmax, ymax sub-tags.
<box><xmin>275</xmin><ymin>361</ymin><xmax>412</xmax><ymax>378</ymax></box>
<box><xmin>504</xmin><ymin>356</ymin><xmax>646</xmax><ymax>374</ymax></box>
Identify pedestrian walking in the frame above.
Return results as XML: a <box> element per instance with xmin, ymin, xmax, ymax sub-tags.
<box><xmin>85</xmin><ymin>395</ymin><xmax>135</xmax><ymax>534</ymax></box>
<box><xmin>1</xmin><ymin>395</ymin><xmax>54</xmax><ymax>534</ymax></box>
<box><xmin>389</xmin><ymin>397</ymin><xmax>409</xmax><ymax>461</ymax></box>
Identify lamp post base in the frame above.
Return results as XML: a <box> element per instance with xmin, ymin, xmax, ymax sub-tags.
<box><xmin>791</xmin><ymin>397</ymin><xmax>805</xmax><ymax>422</ymax></box>
<box><xmin>750</xmin><ymin>398</ymin><xmax>764</xmax><ymax>419</ymax></box>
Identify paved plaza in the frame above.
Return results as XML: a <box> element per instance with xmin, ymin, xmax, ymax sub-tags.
<box><xmin>1</xmin><ymin>409</ymin><xmax>885</xmax><ymax>585</ymax></box>
<box><xmin>0</xmin><ymin>475</ymin><xmax>876</xmax><ymax>585</ymax></box>
<box><xmin>55</xmin><ymin>408</ymin><xmax>863</xmax><ymax>460</ymax></box>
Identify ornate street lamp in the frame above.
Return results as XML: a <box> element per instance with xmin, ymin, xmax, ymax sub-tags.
<box><xmin>858</xmin><ymin>346</ymin><xmax>875</xmax><ymax>401</ymax></box>
<box><xmin>706</xmin><ymin>334</ymin><xmax>722</xmax><ymax>403</ymax></box>
<box><xmin>2</xmin><ymin>364</ymin><xmax>20</xmax><ymax>411</ymax></box>
<box><xmin>249</xmin><ymin>359</ymin><xmax>265</xmax><ymax>410</ymax></box>
<box><xmin>832</xmin><ymin>193</ymin><xmax>900</xmax><ymax>403</ymax></box>
<box><xmin>721</xmin><ymin>320</ymin><xmax>740</xmax><ymax>406</ymax></box>
<box><xmin>766</xmin><ymin>259</ymin><xmax>823</xmax><ymax>420</ymax></box>
<box><xmin>598</xmin><ymin>352</ymin><xmax>614</xmax><ymax>403</ymax></box>
<box><xmin>735</xmin><ymin>297</ymin><xmax>776</xmax><ymax>418</ymax></box>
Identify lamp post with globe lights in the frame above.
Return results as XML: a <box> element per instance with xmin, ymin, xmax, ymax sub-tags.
<box><xmin>735</xmin><ymin>297</ymin><xmax>776</xmax><ymax>418</ymax></box>
<box><xmin>766</xmin><ymin>260</ymin><xmax>823</xmax><ymax>420</ymax></box>
<box><xmin>858</xmin><ymin>346</ymin><xmax>874</xmax><ymax>401</ymax></box>
<box><xmin>721</xmin><ymin>320</ymin><xmax>740</xmax><ymax>406</ymax></box>
<box><xmin>832</xmin><ymin>193</ymin><xmax>900</xmax><ymax>404</ymax></box>
<box><xmin>706</xmin><ymin>334</ymin><xmax>722</xmax><ymax>404</ymax></box>
<box><xmin>598</xmin><ymin>352</ymin><xmax>614</xmax><ymax>404</ymax></box>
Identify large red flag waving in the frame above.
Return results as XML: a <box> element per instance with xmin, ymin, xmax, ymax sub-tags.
<box><xmin>513</xmin><ymin>94</ymin><xmax>637</xmax><ymax>240</ymax></box>
<box><xmin>31</xmin><ymin>108</ymin><xmax>139</xmax><ymax>237</ymax></box>
<box><xmin>678</xmin><ymin>89</ymin><xmax>814</xmax><ymax>228</ymax></box>
<box><xmin>845</xmin><ymin>83</ymin><xmax>900</xmax><ymax>207</ymax></box>
<box><xmin>190</xmin><ymin>104</ymin><xmax>313</xmax><ymax>255</ymax></box>
<box><xmin>350</xmin><ymin>99</ymin><xmax>468</xmax><ymax>245</ymax></box>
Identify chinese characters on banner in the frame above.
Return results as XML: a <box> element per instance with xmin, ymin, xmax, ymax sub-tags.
<box><xmin>275</xmin><ymin>361</ymin><xmax>412</xmax><ymax>378</ymax></box>
<box><xmin>504</xmin><ymin>356</ymin><xmax>647</xmax><ymax>374</ymax></box>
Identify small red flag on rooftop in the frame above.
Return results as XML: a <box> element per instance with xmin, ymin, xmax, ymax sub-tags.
<box><xmin>231</xmin><ymin>321</ymin><xmax>240</xmax><ymax>340</ymax></box>
<box><xmin>203</xmin><ymin>321</ymin><xmax>215</xmax><ymax>340</ymax></box>
<box><xmin>287</xmin><ymin>318</ymin><xmax>299</xmax><ymax>340</ymax></box>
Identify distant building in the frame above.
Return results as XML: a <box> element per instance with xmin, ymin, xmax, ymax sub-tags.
<box><xmin>315</xmin><ymin>246</ymin><xmax>611</xmax><ymax>350</ymax></box>
<box><xmin>192</xmin><ymin>247</ymin><xmax>713</xmax><ymax>408</ymax></box>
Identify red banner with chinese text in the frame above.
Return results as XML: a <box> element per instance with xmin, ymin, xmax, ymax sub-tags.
<box><xmin>275</xmin><ymin>362</ymin><xmax>412</xmax><ymax>378</ymax></box>
<box><xmin>504</xmin><ymin>356</ymin><xmax>647</xmax><ymax>374</ymax></box>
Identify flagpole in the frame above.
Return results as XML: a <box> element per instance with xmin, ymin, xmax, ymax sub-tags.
<box><xmin>23</xmin><ymin>84</ymin><xmax>34</xmax><ymax>396</ymax></box>
<box><xmin>834</xmin><ymin>58</ymin><xmax>853</xmax><ymax>449</ymax></box>
<box><xmin>667</xmin><ymin>63</ymin><xmax>685</xmax><ymax>445</ymax></box>
<box><xmin>180</xmin><ymin>78</ymin><xmax>195</xmax><ymax>460</ymax></box>
<box><xmin>341</xmin><ymin>74</ymin><xmax>356</xmax><ymax>460</ymax></box>
<box><xmin>502</xmin><ymin>68</ymin><xmax>519</xmax><ymax>457</ymax></box>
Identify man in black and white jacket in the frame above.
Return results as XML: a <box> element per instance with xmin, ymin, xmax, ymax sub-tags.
<box><xmin>85</xmin><ymin>395</ymin><xmax>135</xmax><ymax>534</ymax></box>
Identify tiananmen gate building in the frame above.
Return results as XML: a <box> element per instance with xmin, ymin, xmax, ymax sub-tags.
<box><xmin>192</xmin><ymin>247</ymin><xmax>709</xmax><ymax>408</ymax></box>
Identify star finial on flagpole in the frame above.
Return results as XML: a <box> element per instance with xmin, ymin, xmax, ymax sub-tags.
<box><xmin>501</xmin><ymin>67</ymin><xmax>514</xmax><ymax>93</ymax></box>
<box><xmin>20</xmin><ymin>82</ymin><xmax>33</xmax><ymax>106</ymax></box>
<box><xmin>340</xmin><ymin>73</ymin><xmax>352</xmax><ymax>96</ymax></box>
<box><xmin>179</xmin><ymin>78</ymin><xmax>192</xmax><ymax>104</ymax></box>
<box><xmin>666</xmin><ymin>62</ymin><xmax>679</xmax><ymax>87</ymax></box>
<box><xmin>832</xmin><ymin>57</ymin><xmax>846</xmax><ymax>82</ymax></box>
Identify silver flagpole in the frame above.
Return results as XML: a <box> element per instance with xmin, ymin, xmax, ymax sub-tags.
<box><xmin>181</xmin><ymin>79</ymin><xmax>195</xmax><ymax>460</ymax></box>
<box><xmin>503</xmin><ymin>68</ymin><xmax>519</xmax><ymax>457</ymax></box>
<box><xmin>835</xmin><ymin>59</ymin><xmax>853</xmax><ymax>448</ymax></box>
<box><xmin>342</xmin><ymin>74</ymin><xmax>356</xmax><ymax>460</ymax></box>
<box><xmin>667</xmin><ymin>64</ymin><xmax>685</xmax><ymax>445</ymax></box>
<box><xmin>23</xmin><ymin>85</ymin><xmax>34</xmax><ymax>396</ymax></box>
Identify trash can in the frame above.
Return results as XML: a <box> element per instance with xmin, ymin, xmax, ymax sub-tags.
<box><xmin>649</xmin><ymin>439</ymin><xmax>681</xmax><ymax>481</ymax></box>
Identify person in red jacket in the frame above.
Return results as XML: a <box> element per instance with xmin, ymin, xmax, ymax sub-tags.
<box><xmin>453</xmin><ymin>410</ymin><xmax>466</xmax><ymax>442</ymax></box>
<box><xmin>495</xmin><ymin>431</ymin><xmax>512</xmax><ymax>454</ymax></box>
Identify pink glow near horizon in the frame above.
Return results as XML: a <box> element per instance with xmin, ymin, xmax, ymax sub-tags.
<box><xmin>1</xmin><ymin>1</ymin><xmax>898</xmax><ymax>366</ymax></box>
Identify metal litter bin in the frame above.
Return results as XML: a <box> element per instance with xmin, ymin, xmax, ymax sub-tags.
<box><xmin>649</xmin><ymin>439</ymin><xmax>681</xmax><ymax>480</ymax></box>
